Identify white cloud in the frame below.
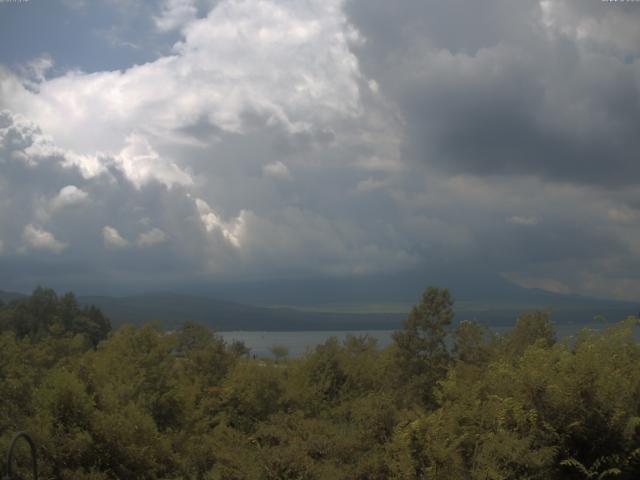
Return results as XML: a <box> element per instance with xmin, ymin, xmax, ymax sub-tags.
<box><xmin>22</xmin><ymin>224</ymin><xmax>67</xmax><ymax>253</ymax></box>
<box><xmin>195</xmin><ymin>198</ymin><xmax>245</xmax><ymax>248</ymax></box>
<box><xmin>2</xmin><ymin>0</ymin><xmax>363</xmax><ymax>156</ymax></box>
<box><xmin>136</xmin><ymin>227</ymin><xmax>167</xmax><ymax>247</ymax></box>
<box><xmin>262</xmin><ymin>161</ymin><xmax>292</xmax><ymax>180</ymax></box>
<box><xmin>7</xmin><ymin>1</ymin><xmax>363</xmax><ymax>190</ymax></box>
<box><xmin>51</xmin><ymin>185</ymin><xmax>89</xmax><ymax>211</ymax></box>
<box><xmin>0</xmin><ymin>109</ymin><xmax>106</xmax><ymax>178</ymax></box>
<box><xmin>102</xmin><ymin>226</ymin><xmax>129</xmax><ymax>249</ymax></box>
<box><xmin>155</xmin><ymin>0</ymin><xmax>198</xmax><ymax>32</ymax></box>
<box><xmin>115</xmin><ymin>133</ymin><xmax>193</xmax><ymax>189</ymax></box>
<box><xmin>0</xmin><ymin>110</ymin><xmax>190</xmax><ymax>190</ymax></box>
<box><xmin>18</xmin><ymin>55</ymin><xmax>54</xmax><ymax>86</ymax></box>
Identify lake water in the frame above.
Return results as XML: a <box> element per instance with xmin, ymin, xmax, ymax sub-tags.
<box><xmin>219</xmin><ymin>330</ymin><xmax>395</xmax><ymax>357</ymax></box>
<box><xmin>219</xmin><ymin>323</ymin><xmax>610</xmax><ymax>358</ymax></box>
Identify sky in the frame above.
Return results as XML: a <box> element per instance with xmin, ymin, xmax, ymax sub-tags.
<box><xmin>0</xmin><ymin>0</ymin><xmax>639</xmax><ymax>302</ymax></box>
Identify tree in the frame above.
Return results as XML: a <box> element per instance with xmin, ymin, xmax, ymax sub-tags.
<box><xmin>74</xmin><ymin>305</ymin><xmax>111</xmax><ymax>347</ymax></box>
<box><xmin>228</xmin><ymin>339</ymin><xmax>251</xmax><ymax>358</ymax></box>
<box><xmin>0</xmin><ymin>288</ymin><xmax>111</xmax><ymax>346</ymax></box>
<box><xmin>58</xmin><ymin>292</ymin><xmax>79</xmax><ymax>332</ymax></box>
<box><xmin>503</xmin><ymin>310</ymin><xmax>555</xmax><ymax>358</ymax></box>
<box><xmin>392</xmin><ymin>286</ymin><xmax>454</xmax><ymax>407</ymax></box>
<box><xmin>221</xmin><ymin>362</ymin><xmax>286</xmax><ymax>432</ymax></box>
<box><xmin>176</xmin><ymin>321</ymin><xmax>214</xmax><ymax>353</ymax></box>
<box><xmin>271</xmin><ymin>344</ymin><xmax>290</xmax><ymax>363</ymax></box>
<box><xmin>452</xmin><ymin>319</ymin><xmax>493</xmax><ymax>365</ymax></box>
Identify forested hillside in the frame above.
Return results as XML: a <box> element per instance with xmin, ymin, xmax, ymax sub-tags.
<box><xmin>1</xmin><ymin>287</ymin><xmax>639</xmax><ymax>479</ymax></box>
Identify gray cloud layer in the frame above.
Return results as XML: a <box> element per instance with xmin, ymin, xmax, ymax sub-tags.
<box><xmin>346</xmin><ymin>0</ymin><xmax>640</xmax><ymax>185</ymax></box>
<box><xmin>1</xmin><ymin>0</ymin><xmax>639</xmax><ymax>300</ymax></box>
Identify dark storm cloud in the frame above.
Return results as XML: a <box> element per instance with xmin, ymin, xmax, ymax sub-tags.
<box><xmin>346</xmin><ymin>0</ymin><xmax>640</xmax><ymax>186</ymax></box>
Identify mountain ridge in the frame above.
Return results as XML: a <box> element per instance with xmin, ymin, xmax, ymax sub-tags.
<box><xmin>2</xmin><ymin>287</ymin><xmax>638</xmax><ymax>331</ymax></box>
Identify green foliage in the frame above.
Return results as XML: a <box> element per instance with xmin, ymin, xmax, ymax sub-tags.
<box><xmin>221</xmin><ymin>361</ymin><xmax>287</xmax><ymax>432</ymax></box>
<box><xmin>502</xmin><ymin>310</ymin><xmax>556</xmax><ymax>357</ymax></box>
<box><xmin>392</xmin><ymin>286</ymin><xmax>454</xmax><ymax>406</ymax></box>
<box><xmin>228</xmin><ymin>339</ymin><xmax>251</xmax><ymax>358</ymax></box>
<box><xmin>1</xmin><ymin>287</ymin><xmax>639</xmax><ymax>479</ymax></box>
<box><xmin>453</xmin><ymin>319</ymin><xmax>494</xmax><ymax>365</ymax></box>
<box><xmin>0</xmin><ymin>287</ymin><xmax>111</xmax><ymax>346</ymax></box>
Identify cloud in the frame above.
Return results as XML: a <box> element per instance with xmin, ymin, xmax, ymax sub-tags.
<box><xmin>136</xmin><ymin>227</ymin><xmax>167</xmax><ymax>247</ymax></box>
<box><xmin>195</xmin><ymin>198</ymin><xmax>244</xmax><ymax>248</ymax></box>
<box><xmin>18</xmin><ymin>55</ymin><xmax>54</xmax><ymax>86</ymax></box>
<box><xmin>155</xmin><ymin>0</ymin><xmax>198</xmax><ymax>32</ymax></box>
<box><xmin>102</xmin><ymin>226</ymin><xmax>129</xmax><ymax>249</ymax></box>
<box><xmin>115</xmin><ymin>133</ymin><xmax>193</xmax><ymax>189</ymax></box>
<box><xmin>2</xmin><ymin>0</ymin><xmax>363</xmax><ymax>156</ymax></box>
<box><xmin>0</xmin><ymin>109</ymin><xmax>106</xmax><ymax>178</ymax></box>
<box><xmin>346</xmin><ymin>0</ymin><xmax>640</xmax><ymax>186</ymax></box>
<box><xmin>508</xmin><ymin>215</ymin><xmax>539</xmax><ymax>226</ymax></box>
<box><xmin>0</xmin><ymin>0</ymin><xmax>639</xmax><ymax>301</ymax></box>
<box><xmin>22</xmin><ymin>224</ymin><xmax>67</xmax><ymax>254</ymax></box>
<box><xmin>354</xmin><ymin>177</ymin><xmax>385</xmax><ymax>193</ymax></box>
<box><xmin>607</xmin><ymin>207</ymin><xmax>639</xmax><ymax>224</ymax></box>
<box><xmin>231</xmin><ymin>207</ymin><xmax>420</xmax><ymax>276</ymax></box>
<box><xmin>51</xmin><ymin>185</ymin><xmax>89</xmax><ymax>211</ymax></box>
<box><xmin>262</xmin><ymin>161</ymin><xmax>291</xmax><ymax>180</ymax></box>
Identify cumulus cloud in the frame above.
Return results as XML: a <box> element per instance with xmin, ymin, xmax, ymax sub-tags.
<box><xmin>0</xmin><ymin>109</ymin><xmax>106</xmax><ymax>177</ymax></box>
<box><xmin>22</xmin><ymin>224</ymin><xmax>67</xmax><ymax>254</ymax></box>
<box><xmin>102</xmin><ymin>226</ymin><xmax>129</xmax><ymax>249</ymax></box>
<box><xmin>136</xmin><ymin>227</ymin><xmax>168</xmax><ymax>247</ymax></box>
<box><xmin>155</xmin><ymin>0</ymin><xmax>198</xmax><ymax>32</ymax></box>
<box><xmin>115</xmin><ymin>133</ymin><xmax>193</xmax><ymax>189</ymax></box>
<box><xmin>51</xmin><ymin>185</ymin><xmax>89</xmax><ymax>211</ymax></box>
<box><xmin>2</xmin><ymin>0</ymin><xmax>363</xmax><ymax>156</ymax></box>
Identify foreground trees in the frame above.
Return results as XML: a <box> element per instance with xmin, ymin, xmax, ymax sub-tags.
<box><xmin>0</xmin><ymin>287</ymin><xmax>639</xmax><ymax>479</ymax></box>
<box><xmin>392</xmin><ymin>287</ymin><xmax>454</xmax><ymax>407</ymax></box>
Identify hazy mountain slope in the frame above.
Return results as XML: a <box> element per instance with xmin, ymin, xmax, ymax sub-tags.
<box><xmin>186</xmin><ymin>272</ymin><xmax>640</xmax><ymax>307</ymax></box>
<box><xmin>0</xmin><ymin>290</ymin><xmax>26</xmax><ymax>303</ymax></box>
<box><xmin>78</xmin><ymin>293</ymin><xmax>405</xmax><ymax>331</ymax></box>
<box><xmin>77</xmin><ymin>291</ymin><xmax>639</xmax><ymax>331</ymax></box>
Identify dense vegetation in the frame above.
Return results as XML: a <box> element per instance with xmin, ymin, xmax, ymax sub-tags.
<box><xmin>1</xmin><ymin>287</ymin><xmax>639</xmax><ymax>479</ymax></box>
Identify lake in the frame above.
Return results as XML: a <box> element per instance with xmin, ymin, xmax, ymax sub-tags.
<box><xmin>219</xmin><ymin>322</ymin><xmax>611</xmax><ymax>358</ymax></box>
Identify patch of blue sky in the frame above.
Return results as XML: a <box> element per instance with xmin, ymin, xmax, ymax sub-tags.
<box><xmin>0</xmin><ymin>0</ymin><xmax>179</xmax><ymax>74</ymax></box>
